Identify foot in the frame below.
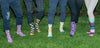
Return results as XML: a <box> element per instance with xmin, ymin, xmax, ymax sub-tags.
<box><xmin>29</xmin><ymin>23</ymin><xmax>35</xmax><ymax>35</ymax></box>
<box><xmin>89</xmin><ymin>30</ymin><xmax>95</xmax><ymax>36</ymax></box>
<box><xmin>48</xmin><ymin>32</ymin><xmax>52</xmax><ymax>38</ymax></box>
<box><xmin>7</xmin><ymin>35</ymin><xmax>13</xmax><ymax>43</ymax></box>
<box><xmin>17</xmin><ymin>32</ymin><xmax>26</xmax><ymax>36</ymax></box>
<box><xmin>70</xmin><ymin>22</ymin><xmax>76</xmax><ymax>36</ymax></box>
<box><xmin>30</xmin><ymin>31</ymin><xmax>34</xmax><ymax>36</ymax></box>
<box><xmin>70</xmin><ymin>30</ymin><xmax>75</xmax><ymax>36</ymax></box>
<box><xmin>59</xmin><ymin>27</ymin><xmax>65</xmax><ymax>33</ymax></box>
<box><xmin>87</xmin><ymin>31</ymin><xmax>91</xmax><ymax>33</ymax></box>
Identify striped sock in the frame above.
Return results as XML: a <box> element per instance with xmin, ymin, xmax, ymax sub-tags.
<box><xmin>29</xmin><ymin>22</ymin><xmax>34</xmax><ymax>35</ymax></box>
<box><xmin>90</xmin><ymin>22</ymin><xmax>95</xmax><ymax>32</ymax></box>
<box><xmin>89</xmin><ymin>20</ymin><xmax>95</xmax><ymax>32</ymax></box>
<box><xmin>48</xmin><ymin>24</ymin><xmax>52</xmax><ymax>38</ymax></box>
<box><xmin>35</xmin><ymin>19</ymin><xmax>41</xmax><ymax>32</ymax></box>
<box><xmin>59</xmin><ymin>22</ymin><xmax>65</xmax><ymax>33</ymax></box>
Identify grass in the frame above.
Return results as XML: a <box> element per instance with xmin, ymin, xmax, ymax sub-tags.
<box><xmin>0</xmin><ymin>15</ymin><xmax>100</xmax><ymax>48</ymax></box>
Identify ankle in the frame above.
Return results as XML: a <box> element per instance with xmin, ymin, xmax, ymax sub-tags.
<box><xmin>17</xmin><ymin>25</ymin><xmax>21</xmax><ymax>32</ymax></box>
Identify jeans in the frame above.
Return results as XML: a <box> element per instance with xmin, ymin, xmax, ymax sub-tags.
<box><xmin>24</xmin><ymin>0</ymin><xmax>44</xmax><ymax>23</ymax></box>
<box><xmin>1</xmin><ymin>0</ymin><xmax>23</xmax><ymax>30</ymax></box>
<box><xmin>68</xmin><ymin>0</ymin><xmax>83</xmax><ymax>23</ymax></box>
<box><xmin>0</xmin><ymin>0</ymin><xmax>1</xmax><ymax>6</ymax></box>
<box><xmin>48</xmin><ymin>0</ymin><xmax>68</xmax><ymax>24</ymax></box>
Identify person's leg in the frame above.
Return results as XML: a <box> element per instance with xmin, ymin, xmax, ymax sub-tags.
<box><xmin>48</xmin><ymin>0</ymin><xmax>58</xmax><ymax>38</ymax></box>
<box><xmin>24</xmin><ymin>0</ymin><xmax>34</xmax><ymax>35</ymax></box>
<box><xmin>75</xmin><ymin>0</ymin><xmax>83</xmax><ymax>23</ymax></box>
<box><xmin>68</xmin><ymin>0</ymin><xmax>78</xmax><ymax>36</ymax></box>
<box><xmin>34</xmin><ymin>0</ymin><xmax>44</xmax><ymax>32</ymax></box>
<box><xmin>73</xmin><ymin>0</ymin><xmax>83</xmax><ymax>35</ymax></box>
<box><xmin>0</xmin><ymin>0</ymin><xmax>1</xmax><ymax>6</ymax></box>
<box><xmin>1</xmin><ymin>0</ymin><xmax>12</xmax><ymax>43</ymax></box>
<box><xmin>35</xmin><ymin>0</ymin><xmax>44</xmax><ymax>20</ymax></box>
<box><xmin>85</xmin><ymin>0</ymin><xmax>98</xmax><ymax>36</ymax></box>
<box><xmin>59</xmin><ymin>0</ymin><xmax>68</xmax><ymax>33</ymax></box>
<box><xmin>10</xmin><ymin>0</ymin><xmax>25</xmax><ymax>36</ymax></box>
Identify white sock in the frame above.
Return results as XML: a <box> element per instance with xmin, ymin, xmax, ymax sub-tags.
<box><xmin>48</xmin><ymin>24</ymin><xmax>52</xmax><ymax>36</ymax></box>
<box><xmin>59</xmin><ymin>22</ymin><xmax>64</xmax><ymax>32</ymax></box>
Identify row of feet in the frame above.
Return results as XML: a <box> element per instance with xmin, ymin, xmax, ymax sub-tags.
<box><xmin>48</xmin><ymin>30</ymin><xmax>95</xmax><ymax>38</ymax></box>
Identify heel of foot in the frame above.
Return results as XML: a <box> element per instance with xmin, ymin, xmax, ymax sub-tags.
<box><xmin>48</xmin><ymin>32</ymin><xmax>52</xmax><ymax>38</ymax></box>
<box><xmin>61</xmin><ymin>31</ymin><xmax>65</xmax><ymax>33</ymax></box>
<box><xmin>30</xmin><ymin>32</ymin><xmax>34</xmax><ymax>36</ymax></box>
<box><xmin>48</xmin><ymin>36</ymin><xmax>52</xmax><ymax>38</ymax></box>
<box><xmin>36</xmin><ymin>30</ymin><xmax>41</xmax><ymax>33</ymax></box>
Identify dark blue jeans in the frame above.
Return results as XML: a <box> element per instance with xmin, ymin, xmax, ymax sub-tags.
<box><xmin>48</xmin><ymin>0</ymin><xmax>68</xmax><ymax>24</ymax></box>
<box><xmin>1</xmin><ymin>0</ymin><xmax>23</xmax><ymax>30</ymax></box>
<box><xmin>0</xmin><ymin>0</ymin><xmax>1</xmax><ymax>6</ymax></box>
<box><xmin>24</xmin><ymin>0</ymin><xmax>44</xmax><ymax>23</ymax></box>
<box><xmin>68</xmin><ymin>0</ymin><xmax>83</xmax><ymax>23</ymax></box>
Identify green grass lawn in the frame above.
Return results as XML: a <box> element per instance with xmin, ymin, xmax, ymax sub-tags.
<box><xmin>0</xmin><ymin>15</ymin><xmax>100</xmax><ymax>48</ymax></box>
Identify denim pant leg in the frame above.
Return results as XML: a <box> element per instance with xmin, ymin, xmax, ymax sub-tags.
<box><xmin>48</xmin><ymin>0</ymin><xmax>59</xmax><ymax>24</ymax></box>
<box><xmin>1</xmin><ymin>0</ymin><xmax>10</xmax><ymax>30</ymax></box>
<box><xmin>59</xmin><ymin>0</ymin><xmax>68</xmax><ymax>22</ymax></box>
<box><xmin>75</xmin><ymin>0</ymin><xmax>83</xmax><ymax>23</ymax></box>
<box><xmin>10</xmin><ymin>0</ymin><xmax>23</xmax><ymax>25</ymax></box>
<box><xmin>35</xmin><ymin>0</ymin><xmax>44</xmax><ymax>20</ymax></box>
<box><xmin>0</xmin><ymin>0</ymin><xmax>1</xmax><ymax>5</ymax></box>
<box><xmin>68</xmin><ymin>0</ymin><xmax>81</xmax><ymax>23</ymax></box>
<box><xmin>24</xmin><ymin>0</ymin><xmax>34</xmax><ymax>23</ymax></box>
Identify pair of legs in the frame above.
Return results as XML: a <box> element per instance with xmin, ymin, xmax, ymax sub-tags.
<box><xmin>85</xmin><ymin>0</ymin><xmax>98</xmax><ymax>36</ymax></box>
<box><xmin>48</xmin><ymin>0</ymin><xmax>68</xmax><ymax>38</ymax></box>
<box><xmin>1</xmin><ymin>0</ymin><xmax>25</xmax><ymax>43</ymax></box>
<box><xmin>24</xmin><ymin>0</ymin><xmax>44</xmax><ymax>35</ymax></box>
<box><xmin>68</xmin><ymin>0</ymin><xmax>83</xmax><ymax>36</ymax></box>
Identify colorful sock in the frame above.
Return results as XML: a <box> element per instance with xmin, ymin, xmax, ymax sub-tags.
<box><xmin>35</xmin><ymin>19</ymin><xmax>41</xmax><ymax>32</ymax></box>
<box><xmin>59</xmin><ymin>22</ymin><xmax>65</xmax><ymax>33</ymax></box>
<box><xmin>5</xmin><ymin>30</ymin><xmax>13</xmax><ymax>43</ymax></box>
<box><xmin>17</xmin><ymin>25</ymin><xmax>25</xmax><ymax>36</ymax></box>
<box><xmin>70</xmin><ymin>22</ymin><xmax>76</xmax><ymax>36</ymax></box>
<box><xmin>89</xmin><ymin>21</ymin><xmax>95</xmax><ymax>36</ymax></box>
<box><xmin>29</xmin><ymin>22</ymin><xmax>34</xmax><ymax>35</ymax></box>
<box><xmin>48</xmin><ymin>24</ymin><xmax>52</xmax><ymax>38</ymax></box>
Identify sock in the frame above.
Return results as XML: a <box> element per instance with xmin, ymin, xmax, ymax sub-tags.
<box><xmin>75</xmin><ymin>23</ymin><xmax>77</xmax><ymax>30</ymax></box>
<box><xmin>29</xmin><ymin>22</ymin><xmax>34</xmax><ymax>35</ymax></box>
<box><xmin>70</xmin><ymin>22</ymin><xmax>76</xmax><ymax>36</ymax></box>
<box><xmin>59</xmin><ymin>22</ymin><xmax>64</xmax><ymax>33</ymax></box>
<box><xmin>17</xmin><ymin>25</ymin><xmax>25</xmax><ymax>36</ymax></box>
<box><xmin>35</xmin><ymin>19</ymin><xmax>41</xmax><ymax>32</ymax></box>
<box><xmin>48</xmin><ymin>24</ymin><xmax>52</xmax><ymax>37</ymax></box>
<box><xmin>5</xmin><ymin>30</ymin><xmax>13</xmax><ymax>43</ymax></box>
<box><xmin>90</xmin><ymin>22</ymin><xmax>95</xmax><ymax>32</ymax></box>
<box><xmin>17</xmin><ymin>25</ymin><xmax>21</xmax><ymax>32</ymax></box>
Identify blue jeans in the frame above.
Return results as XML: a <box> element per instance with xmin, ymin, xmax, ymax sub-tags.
<box><xmin>24</xmin><ymin>0</ymin><xmax>44</xmax><ymax>23</ymax></box>
<box><xmin>68</xmin><ymin>0</ymin><xmax>83</xmax><ymax>23</ymax></box>
<box><xmin>48</xmin><ymin>0</ymin><xmax>68</xmax><ymax>24</ymax></box>
<box><xmin>0</xmin><ymin>0</ymin><xmax>1</xmax><ymax>6</ymax></box>
<box><xmin>1</xmin><ymin>0</ymin><xmax>23</xmax><ymax>30</ymax></box>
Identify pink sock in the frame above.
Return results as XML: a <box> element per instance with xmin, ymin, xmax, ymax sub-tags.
<box><xmin>6</xmin><ymin>30</ymin><xmax>10</xmax><ymax>35</ymax></box>
<box><xmin>17</xmin><ymin>25</ymin><xmax>21</xmax><ymax>32</ymax></box>
<box><xmin>17</xmin><ymin>25</ymin><xmax>26</xmax><ymax>36</ymax></box>
<box><xmin>5</xmin><ymin>30</ymin><xmax>13</xmax><ymax>43</ymax></box>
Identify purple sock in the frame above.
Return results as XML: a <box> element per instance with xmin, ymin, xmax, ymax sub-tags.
<box><xmin>70</xmin><ymin>22</ymin><xmax>76</xmax><ymax>36</ymax></box>
<box><xmin>90</xmin><ymin>22</ymin><xmax>95</xmax><ymax>30</ymax></box>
